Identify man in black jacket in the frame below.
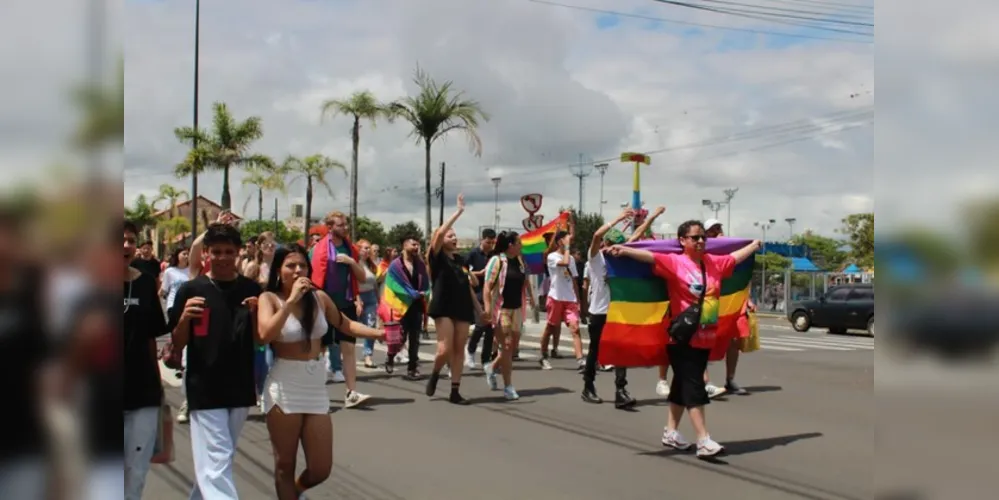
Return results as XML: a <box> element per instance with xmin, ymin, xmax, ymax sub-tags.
<box><xmin>464</xmin><ymin>228</ymin><xmax>496</xmax><ymax>368</ymax></box>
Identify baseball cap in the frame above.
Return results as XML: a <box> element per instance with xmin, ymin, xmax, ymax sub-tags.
<box><xmin>704</xmin><ymin>218</ymin><xmax>722</xmax><ymax>231</ymax></box>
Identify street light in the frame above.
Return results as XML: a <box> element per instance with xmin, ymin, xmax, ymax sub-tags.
<box><xmin>189</xmin><ymin>0</ymin><xmax>202</xmax><ymax>242</ymax></box>
<box><xmin>594</xmin><ymin>163</ymin><xmax>609</xmax><ymax>217</ymax></box>
<box><xmin>702</xmin><ymin>188</ymin><xmax>738</xmax><ymax>233</ymax></box>
<box><xmin>785</xmin><ymin>217</ymin><xmax>797</xmax><ymax>241</ymax></box>
<box><xmin>754</xmin><ymin>219</ymin><xmax>776</xmax><ymax>302</ymax></box>
<box><xmin>490</xmin><ymin>174</ymin><xmax>502</xmax><ymax>230</ymax></box>
<box><xmin>701</xmin><ymin>199</ymin><xmax>722</xmax><ymax>218</ymax></box>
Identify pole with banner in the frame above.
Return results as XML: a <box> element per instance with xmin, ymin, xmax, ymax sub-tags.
<box><xmin>520</xmin><ymin>193</ymin><xmax>544</xmax><ymax>323</ymax></box>
<box><xmin>620</xmin><ymin>152</ymin><xmax>650</xmax><ymax>231</ymax></box>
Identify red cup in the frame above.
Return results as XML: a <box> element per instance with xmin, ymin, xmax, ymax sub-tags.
<box><xmin>193</xmin><ymin>307</ymin><xmax>211</xmax><ymax>337</ymax></box>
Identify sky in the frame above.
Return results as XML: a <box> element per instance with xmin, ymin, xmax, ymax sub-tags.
<box><xmin>26</xmin><ymin>0</ymin><xmax>990</xmax><ymax>244</ymax></box>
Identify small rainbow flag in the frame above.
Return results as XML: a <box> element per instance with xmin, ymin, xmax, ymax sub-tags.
<box><xmin>378</xmin><ymin>257</ymin><xmax>430</xmax><ymax>322</ymax></box>
<box><xmin>521</xmin><ymin>212</ymin><xmax>571</xmax><ymax>275</ymax></box>
<box><xmin>598</xmin><ymin>238</ymin><xmax>754</xmax><ymax>367</ymax></box>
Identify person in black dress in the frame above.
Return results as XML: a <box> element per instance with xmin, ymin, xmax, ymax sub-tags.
<box><xmin>424</xmin><ymin>194</ymin><xmax>478</xmax><ymax>404</ymax></box>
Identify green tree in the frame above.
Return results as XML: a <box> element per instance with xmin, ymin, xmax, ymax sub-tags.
<box><xmin>755</xmin><ymin>252</ymin><xmax>791</xmax><ymax>273</ymax></box>
<box><xmin>558</xmin><ymin>207</ymin><xmax>604</xmax><ymax>255</ymax></box>
<box><xmin>355</xmin><ymin>215</ymin><xmax>388</xmax><ymax>247</ymax></box>
<box><xmin>390</xmin><ymin>66</ymin><xmax>490</xmax><ymax>243</ymax></box>
<box><xmin>284</xmin><ymin>154</ymin><xmax>346</xmax><ymax>233</ymax></box>
<box><xmin>240</xmin><ymin>159</ymin><xmax>286</xmax><ymax>220</ymax></box>
<box><xmin>174</xmin><ymin>102</ymin><xmax>268</xmax><ymax>209</ymax></box>
<box><xmin>895</xmin><ymin>227</ymin><xmax>960</xmax><ymax>275</ymax></box>
<box><xmin>838</xmin><ymin>212</ymin><xmax>874</xmax><ymax>268</ymax></box>
<box><xmin>792</xmin><ymin>230</ymin><xmax>848</xmax><ymax>271</ymax></box>
<box><xmin>72</xmin><ymin>58</ymin><xmax>123</xmax><ymax>149</ymax></box>
<box><xmin>239</xmin><ymin>219</ymin><xmax>304</xmax><ymax>244</ymax></box>
<box><xmin>320</xmin><ymin>90</ymin><xmax>394</xmax><ymax>241</ymax></box>
<box><xmin>386</xmin><ymin>221</ymin><xmax>425</xmax><ymax>249</ymax></box>
<box><xmin>125</xmin><ymin>194</ymin><xmax>158</xmax><ymax>241</ymax></box>
<box><xmin>151</xmin><ymin>183</ymin><xmax>190</xmax><ymax>219</ymax></box>
<box><xmin>157</xmin><ymin>216</ymin><xmax>192</xmax><ymax>250</ymax></box>
<box><xmin>964</xmin><ymin>199</ymin><xmax>999</xmax><ymax>270</ymax></box>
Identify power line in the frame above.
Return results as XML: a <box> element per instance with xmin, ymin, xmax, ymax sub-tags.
<box><xmin>569</xmin><ymin>154</ymin><xmax>594</xmax><ymax>214</ymax></box>
<box><xmin>650</xmin><ymin>0</ymin><xmax>873</xmax><ymax>36</ymax></box>
<box><xmin>527</xmin><ymin>0</ymin><xmax>871</xmax><ymax>44</ymax></box>
<box><xmin>690</xmin><ymin>0</ymin><xmax>873</xmax><ymax>21</ymax></box>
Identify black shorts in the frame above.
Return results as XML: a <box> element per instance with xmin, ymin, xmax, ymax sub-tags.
<box><xmin>322</xmin><ymin>301</ymin><xmax>359</xmax><ymax>345</ymax></box>
<box><xmin>666</xmin><ymin>344</ymin><xmax>711</xmax><ymax>408</ymax></box>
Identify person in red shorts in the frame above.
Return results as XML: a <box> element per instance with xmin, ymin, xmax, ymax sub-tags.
<box><xmin>538</xmin><ymin>231</ymin><xmax>584</xmax><ymax>372</ymax></box>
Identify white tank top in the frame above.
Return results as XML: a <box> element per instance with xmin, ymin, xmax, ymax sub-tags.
<box><xmin>275</xmin><ymin>295</ymin><xmax>328</xmax><ymax>344</ymax></box>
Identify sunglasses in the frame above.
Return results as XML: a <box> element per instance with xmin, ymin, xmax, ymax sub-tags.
<box><xmin>684</xmin><ymin>234</ymin><xmax>706</xmax><ymax>242</ymax></box>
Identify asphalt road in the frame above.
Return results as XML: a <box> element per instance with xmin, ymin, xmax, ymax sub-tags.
<box><xmin>147</xmin><ymin>317</ymin><xmax>874</xmax><ymax>500</ymax></box>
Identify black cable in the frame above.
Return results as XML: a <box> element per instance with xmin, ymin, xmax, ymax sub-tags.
<box><xmin>693</xmin><ymin>0</ymin><xmax>873</xmax><ymax>21</ymax></box>
<box><xmin>651</xmin><ymin>0</ymin><xmax>873</xmax><ymax>36</ymax></box>
<box><xmin>527</xmin><ymin>0</ymin><xmax>871</xmax><ymax>44</ymax></box>
<box><xmin>766</xmin><ymin>0</ymin><xmax>872</xmax><ymax>12</ymax></box>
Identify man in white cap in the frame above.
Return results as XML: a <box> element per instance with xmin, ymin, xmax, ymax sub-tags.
<box><xmin>704</xmin><ymin>218</ymin><xmax>724</xmax><ymax>238</ymax></box>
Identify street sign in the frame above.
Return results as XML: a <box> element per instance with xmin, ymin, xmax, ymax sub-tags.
<box><xmin>522</xmin><ymin>214</ymin><xmax>545</xmax><ymax>231</ymax></box>
<box><xmin>520</xmin><ymin>193</ymin><xmax>543</xmax><ymax>214</ymax></box>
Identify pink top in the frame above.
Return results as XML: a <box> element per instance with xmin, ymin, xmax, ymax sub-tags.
<box><xmin>652</xmin><ymin>252</ymin><xmax>736</xmax><ymax>349</ymax></box>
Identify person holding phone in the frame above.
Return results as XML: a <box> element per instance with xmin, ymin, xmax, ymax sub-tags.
<box><xmin>169</xmin><ymin>223</ymin><xmax>262</xmax><ymax>499</ymax></box>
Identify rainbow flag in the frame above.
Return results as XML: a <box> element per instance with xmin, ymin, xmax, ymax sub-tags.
<box><xmin>377</xmin><ymin>257</ymin><xmax>430</xmax><ymax>322</ymax></box>
<box><xmin>598</xmin><ymin>238</ymin><xmax>755</xmax><ymax>367</ymax></box>
<box><xmin>521</xmin><ymin>212</ymin><xmax>571</xmax><ymax>275</ymax></box>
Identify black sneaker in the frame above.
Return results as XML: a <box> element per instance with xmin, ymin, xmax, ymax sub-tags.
<box><xmin>449</xmin><ymin>390</ymin><xmax>469</xmax><ymax>405</ymax></box>
<box><xmin>550</xmin><ymin>349</ymin><xmax>563</xmax><ymax>359</ymax></box>
<box><xmin>581</xmin><ymin>387</ymin><xmax>603</xmax><ymax>404</ymax></box>
<box><xmin>614</xmin><ymin>389</ymin><xmax>637</xmax><ymax>409</ymax></box>
<box><xmin>425</xmin><ymin>372</ymin><xmax>440</xmax><ymax>397</ymax></box>
<box><xmin>725</xmin><ymin>380</ymin><xmax>748</xmax><ymax>395</ymax></box>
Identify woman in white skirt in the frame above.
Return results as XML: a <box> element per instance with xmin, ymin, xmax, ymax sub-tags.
<box><xmin>257</xmin><ymin>244</ymin><xmax>384</xmax><ymax>499</ymax></box>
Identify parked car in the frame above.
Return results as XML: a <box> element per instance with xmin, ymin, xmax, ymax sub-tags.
<box><xmin>787</xmin><ymin>284</ymin><xmax>874</xmax><ymax>336</ymax></box>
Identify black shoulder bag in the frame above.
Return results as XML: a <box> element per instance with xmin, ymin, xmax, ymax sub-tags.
<box><xmin>667</xmin><ymin>259</ymin><xmax>707</xmax><ymax>346</ymax></box>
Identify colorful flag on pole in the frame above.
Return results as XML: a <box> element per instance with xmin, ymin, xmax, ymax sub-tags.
<box><xmin>521</xmin><ymin>212</ymin><xmax>571</xmax><ymax>275</ymax></box>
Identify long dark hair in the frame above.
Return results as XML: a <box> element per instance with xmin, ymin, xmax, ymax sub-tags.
<box><xmin>168</xmin><ymin>246</ymin><xmax>188</xmax><ymax>268</ymax></box>
<box><xmin>266</xmin><ymin>244</ymin><xmax>317</xmax><ymax>348</ymax></box>
<box><xmin>495</xmin><ymin>231</ymin><xmax>520</xmax><ymax>254</ymax></box>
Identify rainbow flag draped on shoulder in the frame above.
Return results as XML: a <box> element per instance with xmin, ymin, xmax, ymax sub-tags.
<box><xmin>377</xmin><ymin>257</ymin><xmax>431</xmax><ymax>322</ymax></box>
<box><xmin>521</xmin><ymin>212</ymin><xmax>571</xmax><ymax>275</ymax></box>
<box><xmin>598</xmin><ymin>238</ymin><xmax>755</xmax><ymax>367</ymax></box>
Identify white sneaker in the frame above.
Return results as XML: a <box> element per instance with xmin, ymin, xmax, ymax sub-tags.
<box><xmin>464</xmin><ymin>354</ymin><xmax>477</xmax><ymax>370</ymax></box>
<box><xmin>656</xmin><ymin>380</ymin><xmax>670</xmax><ymax>397</ymax></box>
<box><xmin>344</xmin><ymin>390</ymin><xmax>371</xmax><ymax>408</ymax></box>
<box><xmin>661</xmin><ymin>429</ymin><xmax>692</xmax><ymax>450</ymax></box>
<box><xmin>539</xmin><ymin>358</ymin><xmax>553</xmax><ymax>370</ymax></box>
<box><xmin>395</xmin><ymin>353</ymin><xmax>409</xmax><ymax>364</ymax></box>
<box><xmin>485</xmin><ymin>362</ymin><xmax>499</xmax><ymax>390</ymax></box>
<box><xmin>176</xmin><ymin>401</ymin><xmax>189</xmax><ymax>423</ymax></box>
<box><xmin>258</xmin><ymin>399</ymin><xmax>266</xmax><ymax>414</ymax></box>
<box><xmin>696</xmin><ymin>436</ymin><xmax>724</xmax><ymax>458</ymax></box>
<box><xmin>329</xmin><ymin>371</ymin><xmax>345</xmax><ymax>383</ymax></box>
<box><xmin>706</xmin><ymin>384</ymin><xmax>726</xmax><ymax>399</ymax></box>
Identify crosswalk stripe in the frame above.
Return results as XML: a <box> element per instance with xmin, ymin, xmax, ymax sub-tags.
<box><xmin>761</xmin><ymin>338</ymin><xmax>854</xmax><ymax>351</ymax></box>
<box><xmin>756</xmin><ymin>343</ymin><xmax>805</xmax><ymax>352</ymax></box>
<box><xmin>778</xmin><ymin>334</ymin><xmax>875</xmax><ymax>347</ymax></box>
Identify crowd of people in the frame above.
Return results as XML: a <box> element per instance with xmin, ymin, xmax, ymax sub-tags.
<box><xmin>123</xmin><ymin>195</ymin><xmax>761</xmax><ymax>499</ymax></box>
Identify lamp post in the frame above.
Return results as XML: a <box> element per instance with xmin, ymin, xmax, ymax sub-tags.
<box><xmin>785</xmin><ymin>217</ymin><xmax>797</xmax><ymax>241</ymax></box>
<box><xmin>594</xmin><ymin>162</ymin><xmax>609</xmax><ymax>217</ymax></box>
<box><xmin>189</xmin><ymin>0</ymin><xmax>201</xmax><ymax>242</ymax></box>
<box><xmin>701</xmin><ymin>188</ymin><xmax>738</xmax><ymax>234</ymax></box>
<box><xmin>754</xmin><ymin>219</ymin><xmax>776</xmax><ymax>303</ymax></box>
<box><xmin>491</xmin><ymin>174</ymin><xmax>502</xmax><ymax>229</ymax></box>
<box><xmin>702</xmin><ymin>199</ymin><xmax>722</xmax><ymax>218</ymax></box>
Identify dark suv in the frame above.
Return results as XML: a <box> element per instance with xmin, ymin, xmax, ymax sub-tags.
<box><xmin>787</xmin><ymin>283</ymin><xmax>874</xmax><ymax>336</ymax></box>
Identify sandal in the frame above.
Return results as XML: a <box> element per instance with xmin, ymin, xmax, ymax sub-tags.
<box><xmin>384</xmin><ymin>359</ymin><xmax>394</xmax><ymax>374</ymax></box>
<box><xmin>364</xmin><ymin>357</ymin><xmax>376</xmax><ymax>369</ymax></box>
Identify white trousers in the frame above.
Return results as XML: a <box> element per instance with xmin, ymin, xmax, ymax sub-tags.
<box><xmin>123</xmin><ymin>406</ymin><xmax>160</xmax><ymax>500</ymax></box>
<box><xmin>188</xmin><ymin>407</ymin><xmax>250</xmax><ymax>500</ymax></box>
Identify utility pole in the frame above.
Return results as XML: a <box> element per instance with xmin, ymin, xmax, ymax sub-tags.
<box><xmin>569</xmin><ymin>153</ymin><xmax>594</xmax><ymax>214</ymax></box>
<box><xmin>189</xmin><ymin>0</ymin><xmax>201</xmax><ymax>242</ymax></box>
<box><xmin>436</xmin><ymin>162</ymin><xmax>446</xmax><ymax>226</ymax></box>
<box><xmin>723</xmin><ymin>187</ymin><xmax>738</xmax><ymax>234</ymax></box>
<box><xmin>490</xmin><ymin>174</ymin><xmax>502</xmax><ymax>229</ymax></box>
<box><xmin>594</xmin><ymin>163</ymin><xmax>609</xmax><ymax>217</ymax></box>
<box><xmin>785</xmin><ymin>217</ymin><xmax>797</xmax><ymax>242</ymax></box>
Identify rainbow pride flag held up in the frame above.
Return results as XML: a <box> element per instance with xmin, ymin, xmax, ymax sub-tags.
<box><xmin>598</xmin><ymin>238</ymin><xmax>755</xmax><ymax>367</ymax></box>
<box><xmin>521</xmin><ymin>212</ymin><xmax>571</xmax><ymax>275</ymax></box>
<box><xmin>377</xmin><ymin>257</ymin><xmax>430</xmax><ymax>322</ymax></box>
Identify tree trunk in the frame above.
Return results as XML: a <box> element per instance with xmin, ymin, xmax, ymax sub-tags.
<box><xmin>221</xmin><ymin>164</ymin><xmax>232</xmax><ymax>209</ymax></box>
<box><xmin>257</xmin><ymin>188</ymin><xmax>263</xmax><ymax>220</ymax></box>
<box><xmin>349</xmin><ymin>117</ymin><xmax>360</xmax><ymax>241</ymax></box>
<box><xmin>305</xmin><ymin>175</ymin><xmax>314</xmax><ymax>238</ymax></box>
<box><xmin>424</xmin><ymin>140</ymin><xmax>432</xmax><ymax>245</ymax></box>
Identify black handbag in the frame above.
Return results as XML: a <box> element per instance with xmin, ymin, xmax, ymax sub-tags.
<box><xmin>667</xmin><ymin>259</ymin><xmax>707</xmax><ymax>345</ymax></box>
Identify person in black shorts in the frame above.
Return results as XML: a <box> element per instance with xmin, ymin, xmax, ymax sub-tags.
<box><xmin>424</xmin><ymin>194</ymin><xmax>478</xmax><ymax>404</ymax></box>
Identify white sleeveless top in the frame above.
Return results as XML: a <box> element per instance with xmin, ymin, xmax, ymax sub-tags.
<box><xmin>275</xmin><ymin>295</ymin><xmax>328</xmax><ymax>344</ymax></box>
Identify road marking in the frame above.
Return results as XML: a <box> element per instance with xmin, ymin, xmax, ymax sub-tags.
<box><xmin>777</xmin><ymin>335</ymin><xmax>875</xmax><ymax>349</ymax></box>
<box><xmin>761</xmin><ymin>338</ymin><xmax>854</xmax><ymax>351</ymax></box>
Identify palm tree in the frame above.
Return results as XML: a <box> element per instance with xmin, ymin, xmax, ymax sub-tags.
<box><xmin>125</xmin><ymin>194</ymin><xmax>159</xmax><ymax>242</ymax></box>
<box><xmin>320</xmin><ymin>90</ymin><xmax>394</xmax><ymax>240</ymax></box>
<box><xmin>73</xmin><ymin>57</ymin><xmax>123</xmax><ymax>149</ymax></box>
<box><xmin>241</xmin><ymin>158</ymin><xmax>287</xmax><ymax>220</ymax></box>
<box><xmin>390</xmin><ymin>67</ymin><xmax>489</xmax><ymax>242</ymax></box>
<box><xmin>152</xmin><ymin>183</ymin><xmax>190</xmax><ymax>219</ymax></box>
<box><xmin>284</xmin><ymin>154</ymin><xmax>347</xmax><ymax>234</ymax></box>
<box><xmin>174</xmin><ymin>102</ymin><xmax>267</xmax><ymax>209</ymax></box>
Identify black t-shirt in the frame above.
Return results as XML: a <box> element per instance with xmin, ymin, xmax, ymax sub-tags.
<box><xmin>0</xmin><ymin>270</ymin><xmax>49</xmax><ymax>460</ymax></box>
<box><xmin>124</xmin><ymin>271</ymin><xmax>169</xmax><ymax>411</ymax></box>
<box><xmin>464</xmin><ymin>247</ymin><xmax>491</xmax><ymax>297</ymax></box>
<box><xmin>169</xmin><ymin>275</ymin><xmax>262</xmax><ymax>411</ymax></box>
<box><xmin>427</xmin><ymin>249</ymin><xmax>475</xmax><ymax>322</ymax></box>
<box><xmin>501</xmin><ymin>258</ymin><xmax>525</xmax><ymax>310</ymax></box>
<box><xmin>131</xmin><ymin>257</ymin><xmax>162</xmax><ymax>280</ymax></box>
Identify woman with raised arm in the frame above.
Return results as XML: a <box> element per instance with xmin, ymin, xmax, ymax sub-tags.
<box><xmin>256</xmin><ymin>244</ymin><xmax>384</xmax><ymax>499</ymax></box>
<box><xmin>424</xmin><ymin>194</ymin><xmax>477</xmax><ymax>404</ymax></box>
<box><xmin>481</xmin><ymin>231</ymin><xmax>535</xmax><ymax>401</ymax></box>
<box><xmin>607</xmin><ymin>221</ymin><xmax>760</xmax><ymax>458</ymax></box>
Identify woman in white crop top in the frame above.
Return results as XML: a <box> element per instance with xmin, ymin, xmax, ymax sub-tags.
<box><xmin>256</xmin><ymin>244</ymin><xmax>384</xmax><ymax>500</ymax></box>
